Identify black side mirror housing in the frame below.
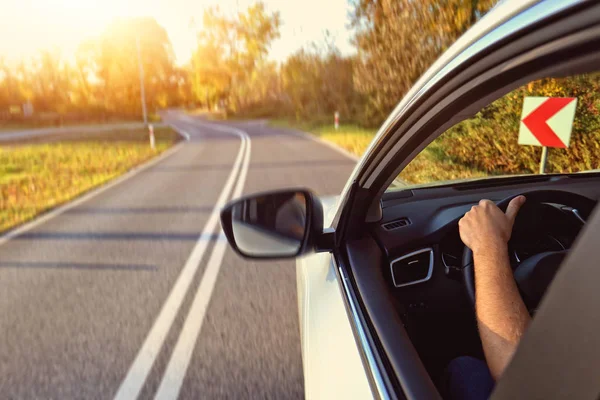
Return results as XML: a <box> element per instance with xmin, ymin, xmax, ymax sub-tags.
<box><xmin>220</xmin><ymin>188</ymin><xmax>324</xmax><ymax>259</ymax></box>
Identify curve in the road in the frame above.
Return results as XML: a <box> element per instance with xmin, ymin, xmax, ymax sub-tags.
<box><xmin>113</xmin><ymin>121</ymin><xmax>251</xmax><ymax>400</ymax></box>
<box><xmin>154</xmin><ymin>121</ymin><xmax>251</xmax><ymax>400</ymax></box>
<box><xmin>0</xmin><ymin>114</ymin><xmax>356</xmax><ymax>399</ymax></box>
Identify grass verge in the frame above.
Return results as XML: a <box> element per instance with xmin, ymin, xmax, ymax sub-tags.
<box><xmin>270</xmin><ymin>119</ymin><xmax>376</xmax><ymax>156</ymax></box>
<box><xmin>0</xmin><ymin>127</ymin><xmax>179</xmax><ymax>232</ymax></box>
<box><xmin>185</xmin><ymin>108</ymin><xmax>228</xmax><ymax>120</ymax></box>
<box><xmin>269</xmin><ymin>119</ymin><xmax>486</xmax><ymax>186</ymax></box>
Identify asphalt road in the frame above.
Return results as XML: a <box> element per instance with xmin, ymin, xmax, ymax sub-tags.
<box><xmin>0</xmin><ymin>112</ymin><xmax>356</xmax><ymax>399</ymax></box>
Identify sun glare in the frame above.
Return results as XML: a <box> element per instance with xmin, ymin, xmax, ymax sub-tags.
<box><xmin>2</xmin><ymin>0</ymin><xmax>142</xmax><ymax>60</ymax></box>
<box><xmin>2</xmin><ymin>0</ymin><xmax>353</xmax><ymax>64</ymax></box>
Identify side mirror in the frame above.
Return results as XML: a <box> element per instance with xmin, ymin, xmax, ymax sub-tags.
<box><xmin>220</xmin><ymin>189</ymin><xmax>324</xmax><ymax>259</ymax></box>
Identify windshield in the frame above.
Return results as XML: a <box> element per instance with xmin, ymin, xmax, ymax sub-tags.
<box><xmin>387</xmin><ymin>72</ymin><xmax>600</xmax><ymax>191</ymax></box>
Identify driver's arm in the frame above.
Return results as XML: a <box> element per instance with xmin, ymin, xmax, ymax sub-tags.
<box><xmin>458</xmin><ymin>196</ymin><xmax>531</xmax><ymax>381</ymax></box>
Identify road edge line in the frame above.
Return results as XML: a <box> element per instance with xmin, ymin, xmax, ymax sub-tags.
<box><xmin>284</xmin><ymin>126</ymin><xmax>360</xmax><ymax>162</ymax></box>
<box><xmin>153</xmin><ymin>124</ymin><xmax>251</xmax><ymax>400</ymax></box>
<box><xmin>0</xmin><ymin>140</ymin><xmax>186</xmax><ymax>247</ymax></box>
<box><xmin>280</xmin><ymin>126</ymin><xmax>410</xmax><ymax>187</ymax></box>
<box><xmin>167</xmin><ymin>123</ymin><xmax>191</xmax><ymax>141</ymax></box>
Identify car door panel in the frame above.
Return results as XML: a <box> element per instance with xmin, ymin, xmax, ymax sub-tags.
<box><xmin>296</xmin><ymin>251</ymin><xmax>373</xmax><ymax>399</ymax></box>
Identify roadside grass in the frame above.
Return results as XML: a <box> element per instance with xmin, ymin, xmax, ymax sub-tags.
<box><xmin>186</xmin><ymin>108</ymin><xmax>227</xmax><ymax>120</ymax></box>
<box><xmin>0</xmin><ymin>127</ymin><xmax>179</xmax><ymax>232</ymax></box>
<box><xmin>398</xmin><ymin>140</ymin><xmax>489</xmax><ymax>184</ymax></box>
<box><xmin>269</xmin><ymin>119</ymin><xmax>487</xmax><ymax>185</ymax></box>
<box><xmin>270</xmin><ymin>119</ymin><xmax>376</xmax><ymax>156</ymax></box>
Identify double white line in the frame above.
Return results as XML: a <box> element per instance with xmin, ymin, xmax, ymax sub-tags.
<box><xmin>114</xmin><ymin>121</ymin><xmax>251</xmax><ymax>400</ymax></box>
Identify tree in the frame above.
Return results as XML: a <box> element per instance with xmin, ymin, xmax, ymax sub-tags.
<box><xmin>190</xmin><ymin>2</ymin><xmax>281</xmax><ymax>111</ymax></box>
<box><xmin>351</xmin><ymin>0</ymin><xmax>497</xmax><ymax>125</ymax></box>
<box><xmin>190</xmin><ymin>39</ymin><xmax>231</xmax><ymax>108</ymax></box>
<box><xmin>80</xmin><ymin>17</ymin><xmax>179</xmax><ymax>117</ymax></box>
<box><xmin>29</xmin><ymin>50</ymin><xmax>74</xmax><ymax>113</ymax></box>
<box><xmin>281</xmin><ymin>41</ymin><xmax>360</xmax><ymax>121</ymax></box>
<box><xmin>0</xmin><ymin>58</ymin><xmax>25</xmax><ymax>111</ymax></box>
<box><xmin>1</xmin><ymin>17</ymin><xmax>188</xmax><ymax>124</ymax></box>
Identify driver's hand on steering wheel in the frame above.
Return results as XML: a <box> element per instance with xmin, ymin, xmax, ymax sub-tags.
<box><xmin>459</xmin><ymin>196</ymin><xmax>526</xmax><ymax>257</ymax></box>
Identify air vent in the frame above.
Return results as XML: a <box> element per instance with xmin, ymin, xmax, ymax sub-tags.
<box><xmin>382</xmin><ymin>217</ymin><xmax>411</xmax><ymax>231</ymax></box>
<box><xmin>390</xmin><ymin>248</ymin><xmax>434</xmax><ymax>287</ymax></box>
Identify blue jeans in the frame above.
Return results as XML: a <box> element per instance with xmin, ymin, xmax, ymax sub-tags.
<box><xmin>443</xmin><ymin>356</ymin><xmax>495</xmax><ymax>400</ymax></box>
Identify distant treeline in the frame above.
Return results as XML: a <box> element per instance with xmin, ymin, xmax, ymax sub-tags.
<box><xmin>0</xmin><ymin>1</ymin><xmax>498</xmax><ymax>127</ymax></box>
<box><xmin>189</xmin><ymin>0</ymin><xmax>498</xmax><ymax>127</ymax></box>
<box><xmin>0</xmin><ymin>18</ymin><xmax>187</xmax><ymax>125</ymax></box>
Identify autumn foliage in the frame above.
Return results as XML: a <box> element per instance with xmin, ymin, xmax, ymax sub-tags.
<box><xmin>0</xmin><ymin>18</ymin><xmax>188</xmax><ymax>126</ymax></box>
<box><xmin>3</xmin><ymin>0</ymin><xmax>599</xmax><ymax>180</ymax></box>
<box><xmin>439</xmin><ymin>74</ymin><xmax>600</xmax><ymax>175</ymax></box>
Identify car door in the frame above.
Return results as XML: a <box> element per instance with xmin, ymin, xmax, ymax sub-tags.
<box><xmin>296</xmin><ymin>195</ymin><xmax>374</xmax><ymax>399</ymax></box>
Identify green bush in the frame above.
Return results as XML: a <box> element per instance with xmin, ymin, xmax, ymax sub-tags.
<box><xmin>439</xmin><ymin>73</ymin><xmax>600</xmax><ymax>175</ymax></box>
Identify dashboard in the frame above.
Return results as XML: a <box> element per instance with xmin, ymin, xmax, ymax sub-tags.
<box><xmin>365</xmin><ymin>176</ymin><xmax>599</xmax><ymax>381</ymax></box>
<box><xmin>371</xmin><ymin>175</ymin><xmax>600</xmax><ymax>313</ymax></box>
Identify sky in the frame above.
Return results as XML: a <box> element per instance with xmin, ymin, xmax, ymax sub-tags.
<box><xmin>1</xmin><ymin>0</ymin><xmax>355</xmax><ymax>65</ymax></box>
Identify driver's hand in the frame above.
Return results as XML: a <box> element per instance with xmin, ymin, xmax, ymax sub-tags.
<box><xmin>459</xmin><ymin>196</ymin><xmax>526</xmax><ymax>256</ymax></box>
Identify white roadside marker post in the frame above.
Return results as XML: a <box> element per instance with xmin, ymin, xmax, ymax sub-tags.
<box><xmin>334</xmin><ymin>111</ymin><xmax>339</xmax><ymax>130</ymax></box>
<box><xmin>149</xmin><ymin>124</ymin><xmax>155</xmax><ymax>149</ymax></box>
<box><xmin>539</xmin><ymin>146</ymin><xmax>548</xmax><ymax>174</ymax></box>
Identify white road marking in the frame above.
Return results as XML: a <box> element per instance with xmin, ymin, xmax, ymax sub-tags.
<box><xmin>0</xmin><ymin>141</ymin><xmax>185</xmax><ymax>248</ymax></box>
<box><xmin>113</xmin><ymin>122</ymin><xmax>250</xmax><ymax>400</ymax></box>
<box><xmin>167</xmin><ymin>123</ymin><xmax>191</xmax><ymax>142</ymax></box>
<box><xmin>154</xmin><ymin>123</ymin><xmax>251</xmax><ymax>400</ymax></box>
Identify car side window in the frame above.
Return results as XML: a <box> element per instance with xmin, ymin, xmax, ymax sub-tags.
<box><xmin>392</xmin><ymin>72</ymin><xmax>600</xmax><ymax>190</ymax></box>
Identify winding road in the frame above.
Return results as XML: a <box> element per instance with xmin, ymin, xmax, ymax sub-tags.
<box><xmin>0</xmin><ymin>112</ymin><xmax>356</xmax><ymax>399</ymax></box>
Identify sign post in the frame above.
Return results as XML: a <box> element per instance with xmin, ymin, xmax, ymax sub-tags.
<box><xmin>539</xmin><ymin>146</ymin><xmax>549</xmax><ymax>174</ymax></box>
<box><xmin>518</xmin><ymin>97</ymin><xmax>577</xmax><ymax>174</ymax></box>
<box><xmin>149</xmin><ymin>124</ymin><xmax>155</xmax><ymax>149</ymax></box>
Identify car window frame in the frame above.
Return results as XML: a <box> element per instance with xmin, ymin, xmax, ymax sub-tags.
<box><xmin>332</xmin><ymin>0</ymin><xmax>597</xmax><ymax>230</ymax></box>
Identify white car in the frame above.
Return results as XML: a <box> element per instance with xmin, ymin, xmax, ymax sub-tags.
<box><xmin>222</xmin><ymin>1</ymin><xmax>600</xmax><ymax>398</ymax></box>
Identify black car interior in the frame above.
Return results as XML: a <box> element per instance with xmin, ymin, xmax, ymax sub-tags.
<box><xmin>346</xmin><ymin>174</ymin><xmax>599</xmax><ymax>394</ymax></box>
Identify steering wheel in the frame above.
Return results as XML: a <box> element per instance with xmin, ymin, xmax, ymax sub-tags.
<box><xmin>461</xmin><ymin>190</ymin><xmax>596</xmax><ymax>311</ymax></box>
